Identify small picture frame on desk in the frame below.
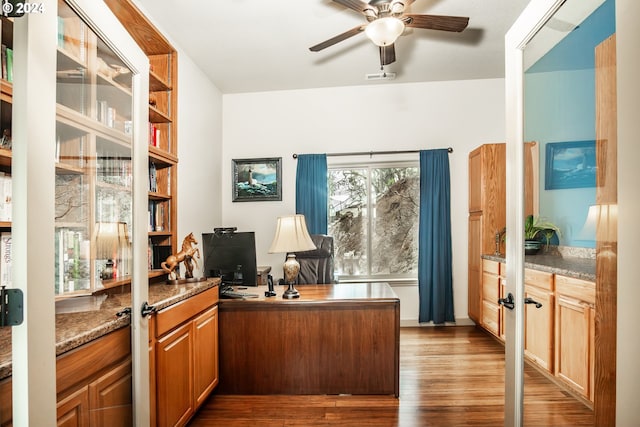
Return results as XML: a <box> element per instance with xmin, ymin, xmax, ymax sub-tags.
<box><xmin>232</xmin><ymin>157</ymin><xmax>282</xmax><ymax>202</ymax></box>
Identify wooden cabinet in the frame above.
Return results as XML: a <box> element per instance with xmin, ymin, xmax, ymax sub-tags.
<box><xmin>157</xmin><ymin>322</ymin><xmax>194</xmax><ymax>427</ymax></box>
<box><xmin>57</xmin><ymin>387</ymin><xmax>90</xmax><ymax>427</ymax></box>
<box><xmin>468</xmin><ymin>144</ymin><xmax>506</xmax><ymax>324</ymax></box>
<box><xmin>481</xmin><ymin>259</ymin><xmax>501</xmax><ymax>337</ymax></box>
<box><xmin>153</xmin><ymin>286</ymin><xmax>219</xmax><ymax>427</ymax></box>
<box><xmin>105</xmin><ymin>0</ymin><xmax>179</xmax><ymax>277</ymax></box>
<box><xmin>55</xmin><ymin>327</ymin><xmax>132</xmax><ymax>427</ymax></box>
<box><xmin>193</xmin><ymin>307</ymin><xmax>219</xmax><ymax>408</ymax></box>
<box><xmin>523</xmin><ymin>269</ymin><xmax>554</xmax><ymax>372</ymax></box>
<box><xmin>555</xmin><ymin>274</ymin><xmax>595</xmax><ymax>401</ymax></box>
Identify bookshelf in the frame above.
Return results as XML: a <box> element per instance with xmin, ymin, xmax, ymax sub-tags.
<box><xmin>105</xmin><ymin>0</ymin><xmax>178</xmax><ymax>280</ymax></box>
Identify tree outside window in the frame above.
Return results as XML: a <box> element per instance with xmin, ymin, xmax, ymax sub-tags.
<box><xmin>328</xmin><ymin>164</ymin><xmax>419</xmax><ymax>280</ymax></box>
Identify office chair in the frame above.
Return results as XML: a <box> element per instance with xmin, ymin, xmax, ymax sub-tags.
<box><xmin>289</xmin><ymin>234</ymin><xmax>335</xmax><ymax>284</ymax></box>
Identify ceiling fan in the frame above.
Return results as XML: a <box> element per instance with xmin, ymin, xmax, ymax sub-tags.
<box><xmin>309</xmin><ymin>0</ymin><xmax>469</xmax><ymax>67</ymax></box>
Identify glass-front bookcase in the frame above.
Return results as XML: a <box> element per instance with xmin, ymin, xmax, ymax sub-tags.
<box><xmin>54</xmin><ymin>0</ymin><xmax>139</xmax><ymax>296</ymax></box>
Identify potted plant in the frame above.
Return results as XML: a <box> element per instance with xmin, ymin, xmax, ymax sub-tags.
<box><xmin>524</xmin><ymin>215</ymin><xmax>560</xmax><ymax>254</ymax></box>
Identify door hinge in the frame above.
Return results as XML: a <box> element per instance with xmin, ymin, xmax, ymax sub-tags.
<box><xmin>1</xmin><ymin>285</ymin><xmax>24</xmax><ymax>327</ymax></box>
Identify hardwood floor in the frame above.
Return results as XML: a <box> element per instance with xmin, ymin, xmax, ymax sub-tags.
<box><xmin>189</xmin><ymin>326</ymin><xmax>594</xmax><ymax>426</ymax></box>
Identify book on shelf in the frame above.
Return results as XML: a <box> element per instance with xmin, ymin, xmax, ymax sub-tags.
<box><xmin>0</xmin><ymin>231</ymin><xmax>11</xmax><ymax>288</ymax></box>
<box><xmin>149</xmin><ymin>162</ymin><xmax>157</xmax><ymax>192</ymax></box>
<box><xmin>5</xmin><ymin>47</ymin><xmax>12</xmax><ymax>83</ymax></box>
<box><xmin>0</xmin><ymin>172</ymin><xmax>11</xmax><ymax>222</ymax></box>
<box><xmin>1</xmin><ymin>44</ymin><xmax>6</xmax><ymax>81</ymax></box>
<box><xmin>0</xmin><ymin>45</ymin><xmax>7</xmax><ymax>82</ymax></box>
<box><xmin>149</xmin><ymin>123</ymin><xmax>160</xmax><ymax>147</ymax></box>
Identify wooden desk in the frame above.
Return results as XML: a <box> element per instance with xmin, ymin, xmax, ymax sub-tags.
<box><xmin>218</xmin><ymin>283</ymin><xmax>400</xmax><ymax>396</ymax></box>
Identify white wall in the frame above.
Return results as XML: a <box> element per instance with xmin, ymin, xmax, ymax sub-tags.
<box><xmin>176</xmin><ymin>54</ymin><xmax>223</xmax><ymax>277</ymax></box>
<box><xmin>222</xmin><ymin>79</ymin><xmax>506</xmax><ymax>323</ymax></box>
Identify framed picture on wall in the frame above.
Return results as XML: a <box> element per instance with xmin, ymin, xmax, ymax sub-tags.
<box><xmin>545</xmin><ymin>140</ymin><xmax>596</xmax><ymax>190</ymax></box>
<box><xmin>232</xmin><ymin>157</ymin><xmax>282</xmax><ymax>202</ymax></box>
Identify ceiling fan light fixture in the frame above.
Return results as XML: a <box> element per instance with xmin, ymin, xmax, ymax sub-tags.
<box><xmin>365</xmin><ymin>17</ymin><xmax>405</xmax><ymax>46</ymax></box>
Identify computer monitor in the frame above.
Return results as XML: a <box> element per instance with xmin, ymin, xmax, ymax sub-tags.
<box><xmin>202</xmin><ymin>230</ymin><xmax>257</xmax><ymax>286</ymax></box>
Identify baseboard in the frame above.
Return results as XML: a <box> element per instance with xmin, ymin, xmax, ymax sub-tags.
<box><xmin>400</xmin><ymin>317</ymin><xmax>477</xmax><ymax>327</ymax></box>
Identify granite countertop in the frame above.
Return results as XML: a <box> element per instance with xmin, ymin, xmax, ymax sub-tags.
<box><xmin>482</xmin><ymin>253</ymin><xmax>596</xmax><ymax>281</ymax></box>
<box><xmin>0</xmin><ymin>277</ymin><xmax>219</xmax><ymax>381</ymax></box>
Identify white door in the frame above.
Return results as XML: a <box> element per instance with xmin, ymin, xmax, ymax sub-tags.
<box><xmin>11</xmin><ymin>0</ymin><xmax>149</xmax><ymax>424</ymax></box>
<box><xmin>505</xmin><ymin>0</ymin><xmax>618</xmax><ymax>425</ymax></box>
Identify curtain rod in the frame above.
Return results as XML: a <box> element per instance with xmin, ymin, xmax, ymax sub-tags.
<box><xmin>292</xmin><ymin>147</ymin><xmax>453</xmax><ymax>159</ymax></box>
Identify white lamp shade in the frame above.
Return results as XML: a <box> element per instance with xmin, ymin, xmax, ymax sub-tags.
<box><xmin>268</xmin><ymin>214</ymin><xmax>316</xmax><ymax>253</ymax></box>
<box><xmin>365</xmin><ymin>17</ymin><xmax>405</xmax><ymax>46</ymax></box>
<box><xmin>578</xmin><ymin>204</ymin><xmax>618</xmax><ymax>242</ymax></box>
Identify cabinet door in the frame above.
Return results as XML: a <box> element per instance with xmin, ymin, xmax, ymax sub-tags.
<box><xmin>0</xmin><ymin>378</ymin><xmax>11</xmax><ymax>427</ymax></box>
<box><xmin>156</xmin><ymin>322</ymin><xmax>193</xmax><ymax>427</ymax></box>
<box><xmin>57</xmin><ymin>387</ymin><xmax>89</xmax><ymax>427</ymax></box>
<box><xmin>555</xmin><ymin>295</ymin><xmax>592</xmax><ymax>398</ymax></box>
<box><xmin>193</xmin><ymin>306</ymin><xmax>219</xmax><ymax>408</ymax></box>
<box><xmin>524</xmin><ymin>285</ymin><xmax>554</xmax><ymax>372</ymax></box>
<box><xmin>482</xmin><ymin>263</ymin><xmax>500</xmax><ymax>337</ymax></box>
<box><xmin>468</xmin><ymin>213</ymin><xmax>482</xmax><ymax>323</ymax></box>
<box><xmin>88</xmin><ymin>359</ymin><xmax>132</xmax><ymax>427</ymax></box>
<box><xmin>149</xmin><ymin>316</ymin><xmax>157</xmax><ymax>427</ymax></box>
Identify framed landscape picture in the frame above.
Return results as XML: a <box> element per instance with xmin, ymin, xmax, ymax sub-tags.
<box><xmin>232</xmin><ymin>157</ymin><xmax>282</xmax><ymax>202</ymax></box>
<box><xmin>545</xmin><ymin>140</ymin><xmax>596</xmax><ymax>190</ymax></box>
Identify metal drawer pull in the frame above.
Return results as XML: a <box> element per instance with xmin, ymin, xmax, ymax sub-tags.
<box><xmin>524</xmin><ymin>297</ymin><xmax>543</xmax><ymax>308</ymax></box>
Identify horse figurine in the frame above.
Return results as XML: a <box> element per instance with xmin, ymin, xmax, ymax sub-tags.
<box><xmin>161</xmin><ymin>232</ymin><xmax>200</xmax><ymax>280</ymax></box>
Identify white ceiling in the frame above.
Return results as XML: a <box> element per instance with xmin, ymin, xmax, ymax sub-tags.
<box><xmin>134</xmin><ymin>0</ymin><xmax>531</xmax><ymax>94</ymax></box>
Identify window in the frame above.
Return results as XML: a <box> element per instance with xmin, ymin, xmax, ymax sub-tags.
<box><xmin>328</xmin><ymin>163</ymin><xmax>419</xmax><ymax>280</ymax></box>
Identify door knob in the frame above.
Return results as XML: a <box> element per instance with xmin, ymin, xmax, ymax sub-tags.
<box><xmin>498</xmin><ymin>293</ymin><xmax>515</xmax><ymax>310</ymax></box>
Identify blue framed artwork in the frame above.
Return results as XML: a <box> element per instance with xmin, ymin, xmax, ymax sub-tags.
<box><xmin>545</xmin><ymin>140</ymin><xmax>596</xmax><ymax>190</ymax></box>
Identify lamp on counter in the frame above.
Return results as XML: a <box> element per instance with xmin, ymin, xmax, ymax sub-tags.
<box><xmin>268</xmin><ymin>214</ymin><xmax>316</xmax><ymax>299</ymax></box>
<box><xmin>95</xmin><ymin>222</ymin><xmax>131</xmax><ymax>280</ymax></box>
<box><xmin>578</xmin><ymin>204</ymin><xmax>618</xmax><ymax>243</ymax></box>
<box><xmin>95</xmin><ymin>222</ymin><xmax>119</xmax><ymax>280</ymax></box>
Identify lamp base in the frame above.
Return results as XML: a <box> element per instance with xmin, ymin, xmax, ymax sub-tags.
<box><xmin>282</xmin><ymin>283</ymin><xmax>300</xmax><ymax>299</ymax></box>
<box><xmin>282</xmin><ymin>254</ymin><xmax>301</xmax><ymax>299</ymax></box>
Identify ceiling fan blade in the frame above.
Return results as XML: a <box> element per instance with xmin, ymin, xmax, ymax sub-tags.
<box><xmin>309</xmin><ymin>25</ymin><xmax>365</xmax><ymax>52</ymax></box>
<box><xmin>379</xmin><ymin>44</ymin><xmax>396</xmax><ymax>66</ymax></box>
<box><xmin>333</xmin><ymin>0</ymin><xmax>373</xmax><ymax>14</ymax></box>
<box><xmin>404</xmin><ymin>14</ymin><xmax>469</xmax><ymax>32</ymax></box>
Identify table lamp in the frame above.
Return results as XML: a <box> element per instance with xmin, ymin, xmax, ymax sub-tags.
<box><xmin>95</xmin><ymin>222</ymin><xmax>119</xmax><ymax>280</ymax></box>
<box><xmin>268</xmin><ymin>214</ymin><xmax>316</xmax><ymax>299</ymax></box>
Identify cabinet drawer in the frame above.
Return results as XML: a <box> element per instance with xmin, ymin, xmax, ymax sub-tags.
<box><xmin>482</xmin><ymin>301</ymin><xmax>500</xmax><ymax>337</ymax></box>
<box><xmin>524</xmin><ymin>268</ymin><xmax>553</xmax><ymax>291</ymax></box>
<box><xmin>482</xmin><ymin>272</ymin><xmax>500</xmax><ymax>303</ymax></box>
<box><xmin>482</xmin><ymin>259</ymin><xmax>500</xmax><ymax>275</ymax></box>
<box><xmin>156</xmin><ymin>287</ymin><xmax>219</xmax><ymax>337</ymax></box>
<box><xmin>555</xmin><ymin>275</ymin><xmax>595</xmax><ymax>305</ymax></box>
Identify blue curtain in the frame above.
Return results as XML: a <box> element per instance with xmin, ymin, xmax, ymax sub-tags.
<box><xmin>295</xmin><ymin>154</ymin><xmax>328</xmax><ymax>235</ymax></box>
<box><xmin>418</xmin><ymin>149</ymin><xmax>454</xmax><ymax>324</ymax></box>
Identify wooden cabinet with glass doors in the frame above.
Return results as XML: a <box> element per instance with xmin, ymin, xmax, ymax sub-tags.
<box><xmin>1</xmin><ymin>4</ymin><xmax>138</xmax><ymax>296</ymax></box>
<box><xmin>53</xmin><ymin>0</ymin><xmax>137</xmax><ymax>295</ymax></box>
<box><xmin>0</xmin><ymin>0</ymin><xmax>179</xmax><ymax>292</ymax></box>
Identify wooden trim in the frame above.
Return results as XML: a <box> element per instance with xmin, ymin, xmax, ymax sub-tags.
<box><xmin>594</xmin><ymin>33</ymin><xmax>617</xmax><ymax>426</ymax></box>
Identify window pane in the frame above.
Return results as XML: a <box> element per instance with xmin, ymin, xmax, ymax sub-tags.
<box><xmin>371</xmin><ymin>167</ymin><xmax>419</xmax><ymax>275</ymax></box>
<box><xmin>328</xmin><ymin>169</ymin><xmax>368</xmax><ymax>276</ymax></box>
<box><xmin>328</xmin><ymin>165</ymin><xmax>420</xmax><ymax>279</ymax></box>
